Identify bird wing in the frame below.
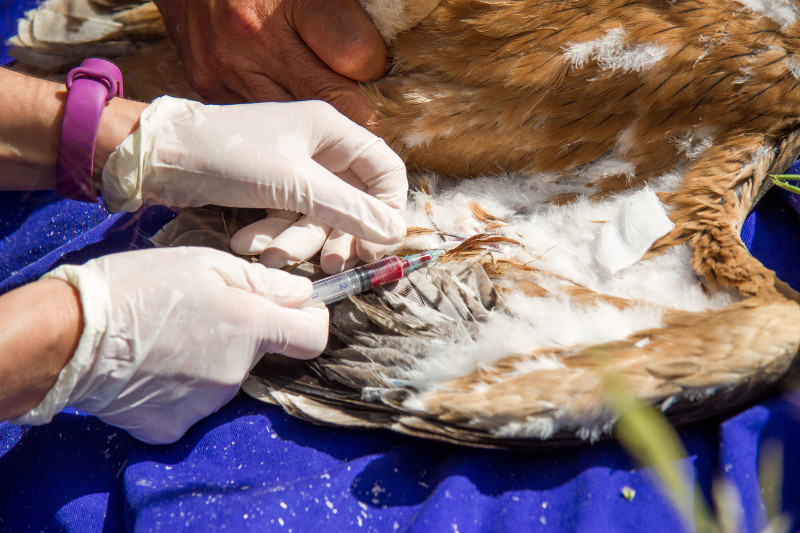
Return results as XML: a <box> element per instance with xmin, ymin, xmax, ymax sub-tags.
<box><xmin>13</xmin><ymin>0</ymin><xmax>800</xmax><ymax>447</ymax></box>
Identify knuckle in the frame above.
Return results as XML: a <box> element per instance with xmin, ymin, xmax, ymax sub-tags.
<box><xmin>331</xmin><ymin>41</ymin><xmax>388</xmax><ymax>81</ymax></box>
<box><xmin>228</xmin><ymin>3</ymin><xmax>265</xmax><ymax>40</ymax></box>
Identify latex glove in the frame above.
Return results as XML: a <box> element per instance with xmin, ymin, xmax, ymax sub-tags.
<box><xmin>13</xmin><ymin>247</ymin><xmax>328</xmax><ymax>444</ymax></box>
<box><xmin>102</xmin><ymin>96</ymin><xmax>407</xmax><ymax>272</ymax></box>
<box><xmin>153</xmin><ymin>0</ymin><xmax>388</xmax><ymax>125</ymax></box>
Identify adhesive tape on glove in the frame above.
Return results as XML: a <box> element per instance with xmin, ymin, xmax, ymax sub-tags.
<box><xmin>10</xmin><ymin>265</ymin><xmax>111</xmax><ymax>425</ymax></box>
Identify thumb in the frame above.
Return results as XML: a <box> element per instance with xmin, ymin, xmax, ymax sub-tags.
<box><xmin>293</xmin><ymin>0</ymin><xmax>389</xmax><ymax>82</ymax></box>
<box><xmin>216</xmin><ymin>259</ymin><xmax>314</xmax><ymax>308</ymax></box>
<box><xmin>244</xmin><ymin>295</ymin><xmax>330</xmax><ymax>359</ymax></box>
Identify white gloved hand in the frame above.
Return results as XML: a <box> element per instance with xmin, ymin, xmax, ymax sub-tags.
<box><xmin>102</xmin><ymin>96</ymin><xmax>408</xmax><ymax>272</ymax></box>
<box><xmin>13</xmin><ymin>247</ymin><xmax>328</xmax><ymax>444</ymax></box>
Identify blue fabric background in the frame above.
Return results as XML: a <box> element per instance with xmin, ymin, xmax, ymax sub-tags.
<box><xmin>3</xmin><ymin>5</ymin><xmax>800</xmax><ymax>531</ymax></box>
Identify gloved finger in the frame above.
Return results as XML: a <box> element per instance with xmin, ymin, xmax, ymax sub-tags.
<box><xmin>311</xmin><ymin>123</ymin><xmax>407</xmax><ymax>209</ymax></box>
<box><xmin>356</xmin><ymin>238</ymin><xmax>390</xmax><ymax>264</ymax></box>
<box><xmin>311</xmin><ymin>115</ymin><xmax>407</xmax><ymax>208</ymax></box>
<box><xmin>293</xmin><ymin>0</ymin><xmax>388</xmax><ymax>82</ymax></box>
<box><xmin>259</xmin><ymin>216</ymin><xmax>332</xmax><ymax>269</ymax></box>
<box><xmin>348</xmin><ymin>141</ymin><xmax>408</xmax><ymax>209</ymax></box>
<box><xmin>333</xmin><ymin>168</ymin><xmax>368</xmax><ymax>193</ymax></box>
<box><xmin>243</xmin><ymin>296</ymin><xmax>329</xmax><ymax>359</ymax></box>
<box><xmin>212</xmin><ymin>255</ymin><xmax>314</xmax><ymax>308</ymax></box>
<box><xmin>265</xmin><ymin>158</ymin><xmax>405</xmax><ymax>245</ymax></box>
<box><xmin>336</xmin><ymin>163</ymin><xmax>408</xmax><ymax>219</ymax></box>
<box><xmin>330</xmin><ymin>169</ymin><xmax>401</xmax><ymax>264</ymax></box>
<box><xmin>320</xmin><ymin>230</ymin><xmax>360</xmax><ymax>274</ymax></box>
<box><xmin>230</xmin><ymin>210</ymin><xmax>300</xmax><ymax>255</ymax></box>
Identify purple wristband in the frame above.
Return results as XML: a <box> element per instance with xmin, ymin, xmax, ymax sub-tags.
<box><xmin>56</xmin><ymin>58</ymin><xmax>124</xmax><ymax>202</ymax></box>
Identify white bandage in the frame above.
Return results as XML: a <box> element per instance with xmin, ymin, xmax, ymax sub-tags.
<box><xmin>592</xmin><ymin>187</ymin><xmax>675</xmax><ymax>274</ymax></box>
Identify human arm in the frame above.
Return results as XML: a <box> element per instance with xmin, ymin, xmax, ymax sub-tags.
<box><xmin>0</xmin><ymin>67</ymin><xmax>407</xmax><ymax>270</ymax></box>
<box><xmin>152</xmin><ymin>0</ymin><xmax>388</xmax><ymax>125</ymax></box>
<box><xmin>0</xmin><ymin>66</ymin><xmax>145</xmax><ymax>190</ymax></box>
<box><xmin>0</xmin><ymin>278</ymin><xmax>83</xmax><ymax>420</ymax></box>
<box><xmin>2</xmin><ymin>246</ymin><xmax>328</xmax><ymax>444</ymax></box>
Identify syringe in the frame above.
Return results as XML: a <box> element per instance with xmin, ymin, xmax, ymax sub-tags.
<box><xmin>303</xmin><ymin>249</ymin><xmax>444</xmax><ymax>307</ymax></box>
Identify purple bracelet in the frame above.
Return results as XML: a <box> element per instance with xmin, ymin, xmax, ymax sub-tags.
<box><xmin>56</xmin><ymin>58</ymin><xmax>124</xmax><ymax>202</ymax></box>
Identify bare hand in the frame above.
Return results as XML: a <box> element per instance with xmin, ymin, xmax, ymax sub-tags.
<box><xmin>153</xmin><ymin>0</ymin><xmax>388</xmax><ymax>125</ymax></box>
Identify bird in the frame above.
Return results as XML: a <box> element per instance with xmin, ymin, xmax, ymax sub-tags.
<box><xmin>9</xmin><ymin>0</ymin><xmax>800</xmax><ymax>448</ymax></box>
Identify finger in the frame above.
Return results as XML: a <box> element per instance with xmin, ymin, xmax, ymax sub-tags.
<box><xmin>348</xmin><ymin>141</ymin><xmax>408</xmax><ymax>209</ymax></box>
<box><xmin>320</xmin><ymin>230</ymin><xmax>360</xmax><ymax>273</ymax></box>
<box><xmin>270</xmin><ymin>158</ymin><xmax>406</xmax><ymax>244</ymax></box>
<box><xmin>256</xmin><ymin>304</ymin><xmax>329</xmax><ymax>359</ymax></box>
<box><xmin>232</xmin><ymin>292</ymin><xmax>329</xmax><ymax>359</ymax></box>
<box><xmin>230</xmin><ymin>211</ymin><xmax>300</xmax><ymax>255</ymax></box>
<box><xmin>311</xmin><ymin>123</ymin><xmax>408</xmax><ymax>210</ymax></box>
<box><xmin>214</xmin><ymin>258</ymin><xmax>313</xmax><ymax>308</ymax></box>
<box><xmin>293</xmin><ymin>0</ymin><xmax>389</xmax><ymax>82</ymax></box>
<box><xmin>259</xmin><ymin>216</ymin><xmax>332</xmax><ymax>269</ymax></box>
<box><xmin>332</xmin><ymin>166</ymin><xmax>406</xmax><ymax>213</ymax></box>
<box><xmin>262</xmin><ymin>30</ymin><xmax>376</xmax><ymax>125</ymax></box>
<box><xmin>313</xmin><ymin>175</ymin><xmax>389</xmax><ymax>269</ymax></box>
<box><xmin>314</xmin><ymin>82</ymin><xmax>377</xmax><ymax>127</ymax></box>
<box><xmin>326</xmin><ymin>87</ymin><xmax>379</xmax><ymax>128</ymax></box>
<box><xmin>356</xmin><ymin>239</ymin><xmax>390</xmax><ymax>264</ymax></box>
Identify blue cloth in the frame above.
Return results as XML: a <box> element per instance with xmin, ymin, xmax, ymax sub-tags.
<box><xmin>0</xmin><ymin>0</ymin><xmax>37</xmax><ymax>65</ymax></box>
<box><xmin>3</xmin><ymin>8</ymin><xmax>800</xmax><ymax>532</ymax></box>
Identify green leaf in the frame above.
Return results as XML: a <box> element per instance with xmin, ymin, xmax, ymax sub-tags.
<box><xmin>604</xmin><ymin>374</ymin><xmax>718</xmax><ymax>533</ymax></box>
<box><xmin>770</xmin><ymin>175</ymin><xmax>800</xmax><ymax>195</ymax></box>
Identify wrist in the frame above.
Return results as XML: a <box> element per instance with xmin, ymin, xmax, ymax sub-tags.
<box><xmin>37</xmin><ymin>278</ymin><xmax>85</xmax><ymax>368</ymax></box>
<box><xmin>11</xmin><ymin>263</ymin><xmax>113</xmax><ymax>425</ymax></box>
<box><xmin>0</xmin><ymin>67</ymin><xmax>144</xmax><ymax>191</ymax></box>
<box><xmin>0</xmin><ymin>278</ymin><xmax>83</xmax><ymax>421</ymax></box>
<box><xmin>93</xmin><ymin>97</ymin><xmax>146</xmax><ymax>184</ymax></box>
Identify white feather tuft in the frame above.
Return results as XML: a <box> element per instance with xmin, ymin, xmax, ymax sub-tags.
<box><xmin>563</xmin><ymin>28</ymin><xmax>666</xmax><ymax>73</ymax></box>
<box><xmin>733</xmin><ymin>0</ymin><xmax>800</xmax><ymax>29</ymax></box>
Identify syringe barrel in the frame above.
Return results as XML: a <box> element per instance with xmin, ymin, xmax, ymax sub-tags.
<box><xmin>309</xmin><ymin>268</ymin><xmax>371</xmax><ymax>306</ymax></box>
<box><xmin>308</xmin><ymin>256</ymin><xmax>404</xmax><ymax>305</ymax></box>
<box><xmin>363</xmin><ymin>255</ymin><xmax>404</xmax><ymax>287</ymax></box>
